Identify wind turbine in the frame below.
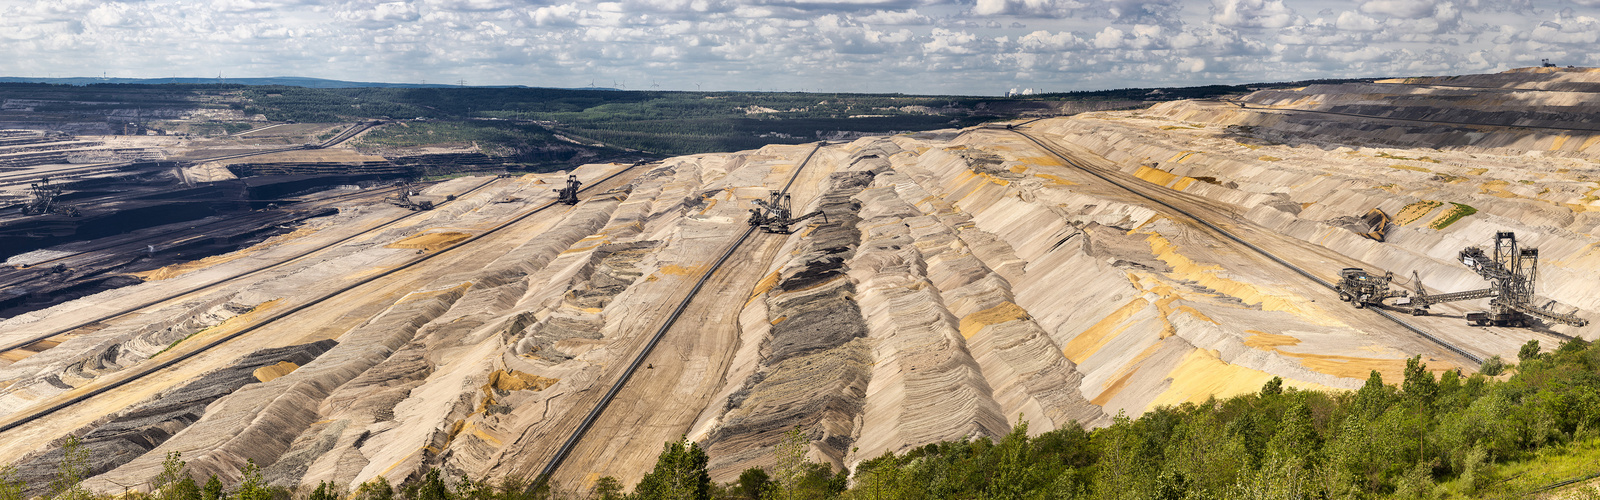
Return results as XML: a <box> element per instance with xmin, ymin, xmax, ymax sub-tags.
<box><xmin>650</xmin><ymin>80</ymin><xmax>661</xmax><ymax>89</ymax></box>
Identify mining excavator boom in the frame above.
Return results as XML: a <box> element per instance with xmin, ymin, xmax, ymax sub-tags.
<box><xmin>555</xmin><ymin>175</ymin><xmax>581</xmax><ymax>205</ymax></box>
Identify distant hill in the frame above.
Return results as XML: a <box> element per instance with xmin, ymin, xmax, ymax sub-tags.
<box><xmin>0</xmin><ymin>76</ymin><xmax>614</xmax><ymax>90</ymax></box>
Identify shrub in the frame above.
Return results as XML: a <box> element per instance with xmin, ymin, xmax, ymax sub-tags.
<box><xmin>1481</xmin><ymin>355</ymin><xmax>1506</xmax><ymax>376</ymax></box>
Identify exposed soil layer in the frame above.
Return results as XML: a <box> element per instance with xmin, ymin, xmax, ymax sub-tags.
<box><xmin>8</xmin><ymin>340</ymin><xmax>336</xmax><ymax>497</ymax></box>
<box><xmin>4</xmin><ymin>68</ymin><xmax>1600</xmax><ymax>498</ymax></box>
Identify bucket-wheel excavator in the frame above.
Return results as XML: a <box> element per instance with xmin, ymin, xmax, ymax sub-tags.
<box><xmin>1408</xmin><ymin>232</ymin><xmax>1587</xmax><ymax>327</ymax></box>
<box><xmin>748</xmin><ymin>191</ymin><xmax>827</xmax><ymax>234</ymax></box>
<box><xmin>20</xmin><ymin>177</ymin><xmax>80</xmax><ymax>217</ymax></box>
<box><xmin>555</xmin><ymin>175</ymin><xmax>581</xmax><ymax>205</ymax></box>
<box><xmin>388</xmin><ymin>181</ymin><xmax>434</xmax><ymax>211</ymax></box>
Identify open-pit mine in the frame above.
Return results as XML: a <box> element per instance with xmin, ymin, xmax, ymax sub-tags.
<box><xmin>4</xmin><ymin>67</ymin><xmax>1600</xmax><ymax>494</ymax></box>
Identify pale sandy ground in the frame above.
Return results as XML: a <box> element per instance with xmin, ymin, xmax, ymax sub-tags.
<box><xmin>2</xmin><ymin>69</ymin><xmax>1598</xmax><ymax>496</ymax></box>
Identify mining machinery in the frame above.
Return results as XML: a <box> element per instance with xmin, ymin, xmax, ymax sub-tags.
<box><xmin>20</xmin><ymin>177</ymin><xmax>80</xmax><ymax>217</ymax></box>
<box><xmin>554</xmin><ymin>175</ymin><xmax>581</xmax><ymax>205</ymax></box>
<box><xmin>1336</xmin><ymin>268</ymin><xmax>1408</xmax><ymax>308</ymax></box>
<box><xmin>1356</xmin><ymin>208</ymin><xmax>1391</xmax><ymax>242</ymax></box>
<box><xmin>748</xmin><ymin>191</ymin><xmax>827</xmax><ymax>234</ymax></box>
<box><xmin>388</xmin><ymin>181</ymin><xmax>434</xmax><ymax>211</ymax></box>
<box><xmin>1409</xmin><ymin>232</ymin><xmax>1587</xmax><ymax>328</ymax></box>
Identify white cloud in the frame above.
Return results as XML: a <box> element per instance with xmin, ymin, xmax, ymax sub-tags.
<box><xmin>531</xmin><ymin>3</ymin><xmax>582</xmax><ymax>25</ymax></box>
<box><xmin>1529</xmin><ymin>16</ymin><xmax>1600</xmax><ymax>44</ymax></box>
<box><xmin>1093</xmin><ymin>26</ymin><xmax>1124</xmax><ymax>48</ymax></box>
<box><xmin>1211</xmin><ymin>0</ymin><xmax>1299</xmax><ymax>28</ymax></box>
<box><xmin>1336</xmin><ymin>11</ymin><xmax>1383</xmax><ymax>30</ymax></box>
<box><xmin>1359</xmin><ymin>0</ymin><xmax>1438</xmax><ymax>19</ymax></box>
<box><xmin>854</xmin><ymin>9</ymin><xmax>931</xmax><ymax>25</ymax></box>
<box><xmin>85</xmin><ymin>3</ymin><xmax>134</xmax><ymax>28</ymax></box>
<box><xmin>972</xmin><ymin>0</ymin><xmax>1181</xmax><ymax>25</ymax></box>
<box><xmin>1017</xmin><ymin>29</ymin><xmax>1084</xmax><ymax>50</ymax></box>
<box><xmin>0</xmin><ymin>0</ymin><xmax>1596</xmax><ymax>94</ymax></box>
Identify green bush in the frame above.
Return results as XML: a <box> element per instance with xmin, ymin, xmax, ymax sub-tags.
<box><xmin>1482</xmin><ymin>355</ymin><xmax>1506</xmax><ymax>376</ymax></box>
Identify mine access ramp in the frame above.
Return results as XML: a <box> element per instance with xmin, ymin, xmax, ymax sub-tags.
<box><xmin>748</xmin><ymin>190</ymin><xmax>826</xmax><ymax>234</ymax></box>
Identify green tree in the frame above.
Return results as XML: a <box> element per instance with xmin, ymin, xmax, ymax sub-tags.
<box><xmin>309</xmin><ymin>482</ymin><xmax>340</xmax><ymax>500</ymax></box>
<box><xmin>231</xmin><ymin>460</ymin><xmax>270</xmax><ymax>500</ymax></box>
<box><xmin>1480</xmin><ymin>355</ymin><xmax>1506</xmax><ymax>376</ymax></box>
<box><xmin>1351</xmin><ymin>370</ymin><xmax>1393</xmax><ymax>419</ymax></box>
<box><xmin>591</xmin><ymin>476</ymin><xmax>624</xmax><ymax>500</ymax></box>
<box><xmin>986</xmin><ymin>419</ymin><xmax>1038</xmax><ymax>500</ymax></box>
<box><xmin>202</xmin><ymin>476</ymin><xmax>225</xmax><ymax>500</ymax></box>
<box><xmin>1267</xmin><ymin>400</ymin><xmax>1318</xmax><ymax>467</ymax></box>
<box><xmin>846</xmin><ymin>454</ymin><xmax>904</xmax><ymax>500</ymax></box>
<box><xmin>1</xmin><ymin>465</ymin><xmax>24</xmax><ymax>500</ymax></box>
<box><xmin>1402</xmin><ymin>356</ymin><xmax>1439</xmax><ymax>408</ymax></box>
<box><xmin>1519</xmin><ymin>339</ymin><xmax>1541</xmax><ymax>363</ymax></box>
<box><xmin>633</xmin><ymin>436</ymin><xmax>711</xmax><ymax>500</ymax></box>
<box><xmin>1093</xmin><ymin>411</ymin><xmax>1155</xmax><ymax>500</ymax></box>
<box><xmin>154</xmin><ymin>452</ymin><xmax>201</xmax><ymax>500</ymax></box>
<box><xmin>409</xmin><ymin>469</ymin><xmax>452</xmax><ymax>500</ymax></box>
<box><xmin>454</xmin><ymin>476</ymin><xmax>493</xmax><ymax>500</ymax></box>
<box><xmin>730</xmin><ymin>468</ymin><xmax>770</xmax><ymax>500</ymax></box>
<box><xmin>1260</xmin><ymin>377</ymin><xmax>1284</xmax><ymax>397</ymax></box>
<box><xmin>356</xmin><ymin>476</ymin><xmax>394</xmax><ymax>500</ymax></box>
<box><xmin>50</xmin><ymin>435</ymin><xmax>94</xmax><ymax>500</ymax></box>
<box><xmin>770</xmin><ymin>428</ymin><xmax>809</xmax><ymax>500</ymax></box>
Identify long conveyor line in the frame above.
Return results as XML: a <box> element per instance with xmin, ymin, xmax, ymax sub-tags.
<box><xmin>1004</xmin><ymin>127</ymin><xmax>1484</xmax><ymax>365</ymax></box>
<box><xmin>0</xmin><ymin>164</ymin><xmax>645</xmax><ymax>434</ymax></box>
<box><xmin>531</xmin><ymin>142</ymin><xmax>826</xmax><ymax>490</ymax></box>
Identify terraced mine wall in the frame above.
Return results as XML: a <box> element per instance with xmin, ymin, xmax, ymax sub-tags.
<box><xmin>4</xmin><ymin>137</ymin><xmax>1417</xmax><ymax>492</ymax></box>
<box><xmin>700</xmin><ymin>169</ymin><xmax>875</xmax><ymax>476</ymax></box>
<box><xmin>8</xmin><ymin>340</ymin><xmax>337</xmax><ymax>497</ymax></box>
<box><xmin>1033</xmin><ymin>78</ymin><xmax>1600</xmax><ymax>334</ymax></box>
<box><xmin>0</xmin><ymin>174</ymin><xmax>359</xmax><ymax>260</ymax></box>
<box><xmin>9</xmin><ymin>76</ymin><xmax>1600</xmax><ymax>496</ymax></box>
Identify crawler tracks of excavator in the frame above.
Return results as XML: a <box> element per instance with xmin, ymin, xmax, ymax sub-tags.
<box><xmin>1004</xmin><ymin>127</ymin><xmax>1486</xmax><ymax>364</ymax></box>
<box><xmin>530</xmin><ymin>142</ymin><xmax>826</xmax><ymax>489</ymax></box>
<box><xmin>0</xmin><ymin>164</ymin><xmax>645</xmax><ymax>435</ymax></box>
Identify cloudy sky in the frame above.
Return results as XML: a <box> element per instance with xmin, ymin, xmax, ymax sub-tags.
<box><xmin>2</xmin><ymin>0</ymin><xmax>1598</xmax><ymax>95</ymax></box>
